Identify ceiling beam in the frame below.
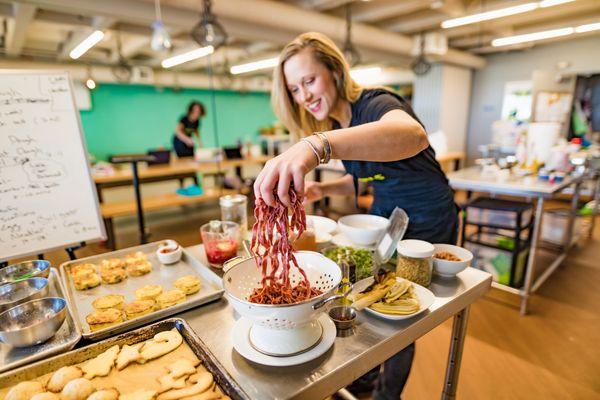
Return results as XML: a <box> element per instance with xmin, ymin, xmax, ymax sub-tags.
<box><xmin>384</xmin><ymin>11</ymin><xmax>448</xmax><ymax>34</ymax></box>
<box><xmin>352</xmin><ymin>0</ymin><xmax>434</xmax><ymax>23</ymax></box>
<box><xmin>5</xmin><ymin>3</ymin><xmax>37</xmax><ymax>56</ymax></box>
<box><xmin>293</xmin><ymin>0</ymin><xmax>353</xmax><ymax>12</ymax></box>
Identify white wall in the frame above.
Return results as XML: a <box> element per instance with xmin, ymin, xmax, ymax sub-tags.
<box><xmin>413</xmin><ymin>63</ymin><xmax>472</xmax><ymax>153</ymax></box>
<box><xmin>466</xmin><ymin>35</ymin><xmax>600</xmax><ymax>162</ymax></box>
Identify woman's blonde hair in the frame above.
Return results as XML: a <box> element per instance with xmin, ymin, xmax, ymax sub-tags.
<box><xmin>271</xmin><ymin>32</ymin><xmax>363</xmax><ymax>139</ymax></box>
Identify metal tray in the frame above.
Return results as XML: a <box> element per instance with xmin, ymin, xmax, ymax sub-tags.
<box><xmin>0</xmin><ymin>318</ymin><xmax>249</xmax><ymax>400</ymax></box>
<box><xmin>60</xmin><ymin>242</ymin><xmax>224</xmax><ymax>340</ymax></box>
<box><xmin>0</xmin><ymin>268</ymin><xmax>81</xmax><ymax>373</ymax></box>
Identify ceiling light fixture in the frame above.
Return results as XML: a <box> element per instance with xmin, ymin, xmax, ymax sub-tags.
<box><xmin>191</xmin><ymin>0</ymin><xmax>228</xmax><ymax>50</ymax></box>
<box><xmin>575</xmin><ymin>22</ymin><xmax>600</xmax><ymax>33</ymax></box>
<box><xmin>492</xmin><ymin>27</ymin><xmax>574</xmax><ymax>46</ymax></box>
<box><xmin>441</xmin><ymin>0</ymin><xmax>575</xmax><ymax>29</ymax></box>
<box><xmin>85</xmin><ymin>65</ymin><xmax>96</xmax><ymax>90</ymax></box>
<box><xmin>161</xmin><ymin>46</ymin><xmax>214</xmax><ymax>68</ymax></box>
<box><xmin>151</xmin><ymin>0</ymin><xmax>172</xmax><ymax>52</ymax></box>
<box><xmin>230</xmin><ymin>57</ymin><xmax>279</xmax><ymax>75</ymax></box>
<box><xmin>69</xmin><ymin>30</ymin><xmax>104</xmax><ymax>59</ymax></box>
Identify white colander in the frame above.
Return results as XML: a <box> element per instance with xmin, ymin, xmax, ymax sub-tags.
<box><xmin>223</xmin><ymin>251</ymin><xmax>348</xmax><ymax>356</ymax></box>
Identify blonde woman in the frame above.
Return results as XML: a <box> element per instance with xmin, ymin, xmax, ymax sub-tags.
<box><xmin>254</xmin><ymin>32</ymin><xmax>459</xmax><ymax>398</ymax></box>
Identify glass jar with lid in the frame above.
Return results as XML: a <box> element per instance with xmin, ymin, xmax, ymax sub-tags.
<box><xmin>219</xmin><ymin>194</ymin><xmax>248</xmax><ymax>240</ymax></box>
<box><xmin>395</xmin><ymin>239</ymin><xmax>434</xmax><ymax>287</ymax></box>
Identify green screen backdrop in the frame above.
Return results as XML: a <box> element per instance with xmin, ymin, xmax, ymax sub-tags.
<box><xmin>80</xmin><ymin>84</ymin><xmax>276</xmax><ymax>161</ymax></box>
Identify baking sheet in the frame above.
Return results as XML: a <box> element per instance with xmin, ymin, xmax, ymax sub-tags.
<box><xmin>0</xmin><ymin>268</ymin><xmax>81</xmax><ymax>373</ymax></box>
<box><xmin>0</xmin><ymin>318</ymin><xmax>248</xmax><ymax>400</ymax></box>
<box><xmin>59</xmin><ymin>241</ymin><xmax>224</xmax><ymax>340</ymax></box>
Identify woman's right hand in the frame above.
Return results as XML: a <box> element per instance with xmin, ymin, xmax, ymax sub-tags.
<box><xmin>303</xmin><ymin>181</ymin><xmax>324</xmax><ymax>204</ymax></box>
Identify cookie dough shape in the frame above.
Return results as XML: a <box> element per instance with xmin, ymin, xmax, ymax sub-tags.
<box><xmin>61</xmin><ymin>378</ymin><xmax>95</xmax><ymax>400</ymax></box>
<box><xmin>157</xmin><ymin>375</ymin><xmax>187</xmax><ymax>394</ymax></box>
<box><xmin>116</xmin><ymin>343</ymin><xmax>143</xmax><ymax>370</ymax></box>
<box><xmin>119</xmin><ymin>389</ymin><xmax>157</xmax><ymax>400</ymax></box>
<box><xmin>135</xmin><ymin>285</ymin><xmax>163</xmax><ymax>301</ymax></box>
<box><xmin>88</xmin><ymin>388</ymin><xmax>120</xmax><ymax>400</ymax></box>
<box><xmin>140</xmin><ymin>330</ymin><xmax>183</xmax><ymax>362</ymax></box>
<box><xmin>156</xmin><ymin>372</ymin><xmax>213</xmax><ymax>400</ymax></box>
<box><xmin>82</xmin><ymin>344</ymin><xmax>119</xmax><ymax>380</ymax></box>
<box><xmin>93</xmin><ymin>294</ymin><xmax>125</xmax><ymax>310</ymax></box>
<box><xmin>173</xmin><ymin>275</ymin><xmax>201</xmax><ymax>295</ymax></box>
<box><xmin>166</xmin><ymin>358</ymin><xmax>199</xmax><ymax>378</ymax></box>
<box><xmin>31</xmin><ymin>393</ymin><xmax>60</xmax><ymax>400</ymax></box>
<box><xmin>47</xmin><ymin>365</ymin><xmax>83</xmax><ymax>392</ymax></box>
<box><xmin>5</xmin><ymin>381</ymin><xmax>44</xmax><ymax>400</ymax></box>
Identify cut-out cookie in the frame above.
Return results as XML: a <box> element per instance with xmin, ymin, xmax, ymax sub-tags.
<box><xmin>140</xmin><ymin>331</ymin><xmax>182</xmax><ymax>362</ymax></box>
<box><xmin>116</xmin><ymin>343</ymin><xmax>143</xmax><ymax>370</ymax></box>
<box><xmin>156</xmin><ymin>372</ymin><xmax>213</xmax><ymax>400</ymax></box>
<box><xmin>82</xmin><ymin>345</ymin><xmax>119</xmax><ymax>379</ymax></box>
<box><xmin>157</xmin><ymin>375</ymin><xmax>187</xmax><ymax>393</ymax></box>
<box><xmin>166</xmin><ymin>359</ymin><xmax>198</xmax><ymax>378</ymax></box>
<box><xmin>118</xmin><ymin>389</ymin><xmax>157</xmax><ymax>400</ymax></box>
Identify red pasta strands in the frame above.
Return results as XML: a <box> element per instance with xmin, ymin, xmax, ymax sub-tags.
<box><xmin>249</xmin><ymin>189</ymin><xmax>321</xmax><ymax>304</ymax></box>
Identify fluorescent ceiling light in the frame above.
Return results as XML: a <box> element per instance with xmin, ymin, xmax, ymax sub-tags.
<box><xmin>575</xmin><ymin>22</ymin><xmax>600</xmax><ymax>33</ymax></box>
<box><xmin>161</xmin><ymin>46</ymin><xmax>214</xmax><ymax>68</ymax></box>
<box><xmin>69</xmin><ymin>30</ymin><xmax>104</xmax><ymax>59</ymax></box>
<box><xmin>350</xmin><ymin>67</ymin><xmax>382</xmax><ymax>85</ymax></box>
<box><xmin>492</xmin><ymin>27</ymin><xmax>574</xmax><ymax>47</ymax></box>
<box><xmin>539</xmin><ymin>0</ymin><xmax>574</xmax><ymax>7</ymax></box>
<box><xmin>230</xmin><ymin>57</ymin><xmax>279</xmax><ymax>75</ymax></box>
<box><xmin>441</xmin><ymin>3</ymin><xmax>538</xmax><ymax>29</ymax></box>
<box><xmin>441</xmin><ymin>0</ymin><xmax>575</xmax><ymax>29</ymax></box>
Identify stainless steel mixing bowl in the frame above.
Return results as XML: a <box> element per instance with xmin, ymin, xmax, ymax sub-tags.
<box><xmin>0</xmin><ymin>277</ymin><xmax>49</xmax><ymax>312</ymax></box>
<box><xmin>0</xmin><ymin>297</ymin><xmax>67</xmax><ymax>347</ymax></box>
<box><xmin>0</xmin><ymin>260</ymin><xmax>51</xmax><ymax>283</ymax></box>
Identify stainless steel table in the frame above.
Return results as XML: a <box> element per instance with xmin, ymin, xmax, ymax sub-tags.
<box><xmin>180</xmin><ymin>245</ymin><xmax>491</xmax><ymax>400</ymax></box>
<box><xmin>448</xmin><ymin>166</ymin><xmax>589</xmax><ymax>315</ymax></box>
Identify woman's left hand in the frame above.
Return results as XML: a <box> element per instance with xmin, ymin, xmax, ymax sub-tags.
<box><xmin>254</xmin><ymin>140</ymin><xmax>319</xmax><ymax>207</ymax></box>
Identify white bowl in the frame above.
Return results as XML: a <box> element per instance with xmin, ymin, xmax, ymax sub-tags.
<box><xmin>337</xmin><ymin>214</ymin><xmax>389</xmax><ymax>246</ymax></box>
<box><xmin>432</xmin><ymin>244</ymin><xmax>473</xmax><ymax>277</ymax></box>
<box><xmin>156</xmin><ymin>243</ymin><xmax>183</xmax><ymax>264</ymax></box>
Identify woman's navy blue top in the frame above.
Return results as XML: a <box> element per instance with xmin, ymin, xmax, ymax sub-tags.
<box><xmin>333</xmin><ymin>89</ymin><xmax>458</xmax><ymax>244</ymax></box>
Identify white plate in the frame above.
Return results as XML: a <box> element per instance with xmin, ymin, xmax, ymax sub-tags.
<box><xmin>353</xmin><ymin>277</ymin><xmax>435</xmax><ymax>321</ymax></box>
<box><xmin>232</xmin><ymin>313</ymin><xmax>336</xmax><ymax>367</ymax></box>
<box><xmin>331</xmin><ymin>233</ymin><xmax>374</xmax><ymax>249</ymax></box>
<box><xmin>306</xmin><ymin>215</ymin><xmax>337</xmax><ymax>234</ymax></box>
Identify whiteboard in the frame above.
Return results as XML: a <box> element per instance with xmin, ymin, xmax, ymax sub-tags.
<box><xmin>0</xmin><ymin>71</ymin><xmax>105</xmax><ymax>261</ymax></box>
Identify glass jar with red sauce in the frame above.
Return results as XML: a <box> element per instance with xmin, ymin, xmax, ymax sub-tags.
<box><xmin>200</xmin><ymin>221</ymin><xmax>240</xmax><ymax>267</ymax></box>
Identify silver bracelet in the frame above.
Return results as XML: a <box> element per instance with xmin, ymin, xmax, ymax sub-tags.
<box><xmin>301</xmin><ymin>138</ymin><xmax>320</xmax><ymax>165</ymax></box>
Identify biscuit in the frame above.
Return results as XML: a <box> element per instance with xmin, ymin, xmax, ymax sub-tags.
<box><xmin>47</xmin><ymin>365</ymin><xmax>83</xmax><ymax>392</ymax></box>
<box><xmin>135</xmin><ymin>285</ymin><xmax>163</xmax><ymax>301</ymax></box>
<box><xmin>123</xmin><ymin>300</ymin><xmax>156</xmax><ymax>319</ymax></box>
<box><xmin>100</xmin><ymin>258</ymin><xmax>125</xmax><ymax>271</ymax></box>
<box><xmin>173</xmin><ymin>275</ymin><xmax>201</xmax><ymax>295</ymax></box>
<box><xmin>126</xmin><ymin>260</ymin><xmax>152</xmax><ymax>277</ymax></box>
<box><xmin>82</xmin><ymin>345</ymin><xmax>119</xmax><ymax>380</ymax></box>
<box><xmin>156</xmin><ymin>289</ymin><xmax>186</xmax><ymax>309</ymax></box>
<box><xmin>86</xmin><ymin>308</ymin><xmax>123</xmax><ymax>331</ymax></box>
<box><xmin>100</xmin><ymin>267</ymin><xmax>127</xmax><ymax>284</ymax></box>
<box><xmin>92</xmin><ymin>294</ymin><xmax>125</xmax><ymax>310</ymax></box>
<box><xmin>70</xmin><ymin>263</ymin><xmax>96</xmax><ymax>276</ymax></box>
<box><xmin>73</xmin><ymin>270</ymin><xmax>101</xmax><ymax>291</ymax></box>
<box><xmin>124</xmin><ymin>251</ymin><xmax>147</xmax><ymax>266</ymax></box>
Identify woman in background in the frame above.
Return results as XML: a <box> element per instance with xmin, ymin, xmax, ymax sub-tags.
<box><xmin>254</xmin><ymin>32</ymin><xmax>458</xmax><ymax>399</ymax></box>
<box><xmin>173</xmin><ymin>100</ymin><xmax>205</xmax><ymax>157</ymax></box>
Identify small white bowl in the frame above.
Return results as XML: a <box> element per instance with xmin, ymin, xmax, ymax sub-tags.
<box><xmin>432</xmin><ymin>244</ymin><xmax>473</xmax><ymax>277</ymax></box>
<box><xmin>156</xmin><ymin>243</ymin><xmax>183</xmax><ymax>264</ymax></box>
<box><xmin>337</xmin><ymin>214</ymin><xmax>389</xmax><ymax>246</ymax></box>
